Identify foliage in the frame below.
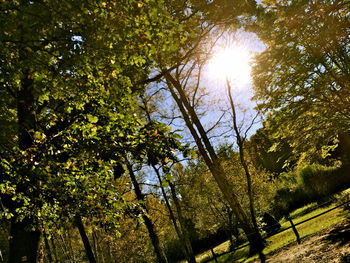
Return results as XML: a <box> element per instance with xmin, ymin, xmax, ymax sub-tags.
<box><xmin>270</xmin><ymin>162</ymin><xmax>350</xmax><ymax>218</ymax></box>
<box><xmin>252</xmin><ymin>0</ymin><xmax>350</xmax><ymax>159</ymax></box>
<box><xmin>172</xmin><ymin>146</ymin><xmax>275</xmax><ymax>250</ymax></box>
<box><xmin>0</xmin><ymin>2</ymin><xmax>199</xmax><ymax>262</ymax></box>
<box><xmin>1</xmin><ymin>0</ymin><xmax>349</xmax><ymax>261</ymax></box>
<box><xmin>248</xmin><ymin>126</ymin><xmax>294</xmax><ymax>173</ymax></box>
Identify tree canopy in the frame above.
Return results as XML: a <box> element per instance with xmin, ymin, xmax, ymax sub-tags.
<box><xmin>252</xmin><ymin>0</ymin><xmax>350</xmax><ymax>158</ymax></box>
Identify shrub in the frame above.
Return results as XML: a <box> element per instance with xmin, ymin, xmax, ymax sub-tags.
<box><xmin>299</xmin><ymin>164</ymin><xmax>350</xmax><ymax>197</ymax></box>
<box><xmin>270</xmin><ymin>163</ymin><xmax>350</xmax><ymax>218</ymax></box>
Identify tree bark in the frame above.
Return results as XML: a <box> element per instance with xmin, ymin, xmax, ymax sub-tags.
<box><xmin>8</xmin><ymin>219</ymin><xmax>41</xmax><ymax>263</ymax></box>
<box><xmin>75</xmin><ymin>216</ymin><xmax>97</xmax><ymax>263</ymax></box>
<box><xmin>227</xmin><ymin>80</ymin><xmax>265</xmax><ymax>259</ymax></box>
<box><xmin>125</xmin><ymin>159</ymin><xmax>168</xmax><ymax>263</ymax></box>
<box><xmin>43</xmin><ymin>232</ymin><xmax>54</xmax><ymax>263</ymax></box>
<box><xmin>58</xmin><ymin>234</ymin><xmax>73</xmax><ymax>263</ymax></box>
<box><xmin>287</xmin><ymin>216</ymin><xmax>301</xmax><ymax>244</ymax></box>
<box><xmin>50</xmin><ymin>236</ymin><xmax>59</xmax><ymax>263</ymax></box>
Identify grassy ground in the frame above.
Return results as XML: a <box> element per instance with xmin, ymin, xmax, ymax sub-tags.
<box><xmin>198</xmin><ymin>200</ymin><xmax>348</xmax><ymax>263</ymax></box>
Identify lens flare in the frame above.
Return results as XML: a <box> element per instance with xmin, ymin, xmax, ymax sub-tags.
<box><xmin>208</xmin><ymin>45</ymin><xmax>252</xmax><ymax>86</ymax></box>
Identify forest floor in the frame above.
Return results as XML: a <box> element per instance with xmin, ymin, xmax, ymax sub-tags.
<box><xmin>252</xmin><ymin>221</ymin><xmax>350</xmax><ymax>263</ymax></box>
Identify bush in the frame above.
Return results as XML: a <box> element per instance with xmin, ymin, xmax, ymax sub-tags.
<box><xmin>299</xmin><ymin>164</ymin><xmax>350</xmax><ymax>197</ymax></box>
<box><xmin>271</xmin><ymin>186</ymin><xmax>312</xmax><ymax>218</ymax></box>
<box><xmin>271</xmin><ymin>163</ymin><xmax>350</xmax><ymax>218</ymax></box>
<box><xmin>299</xmin><ymin>164</ymin><xmax>335</xmax><ymax>197</ymax></box>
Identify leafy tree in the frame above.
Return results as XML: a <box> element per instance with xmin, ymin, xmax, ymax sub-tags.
<box><xmin>252</xmin><ymin>0</ymin><xmax>350</xmax><ymax>159</ymax></box>
<box><xmin>174</xmin><ymin>146</ymin><xmax>275</xmax><ymax>251</ymax></box>
<box><xmin>0</xmin><ymin>0</ymin><xmax>189</xmax><ymax>261</ymax></box>
<box><xmin>248</xmin><ymin>125</ymin><xmax>294</xmax><ymax>174</ymax></box>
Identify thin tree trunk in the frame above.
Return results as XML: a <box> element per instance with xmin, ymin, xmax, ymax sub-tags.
<box><xmin>140</xmin><ymin>97</ymin><xmax>194</xmax><ymax>263</ymax></box>
<box><xmin>168</xmin><ymin>180</ymin><xmax>196</xmax><ymax>263</ymax></box>
<box><xmin>125</xmin><ymin>159</ymin><xmax>168</xmax><ymax>263</ymax></box>
<box><xmin>43</xmin><ymin>232</ymin><xmax>54</xmax><ymax>263</ymax></box>
<box><xmin>287</xmin><ymin>216</ymin><xmax>301</xmax><ymax>244</ymax></box>
<box><xmin>227</xmin><ymin>210</ymin><xmax>235</xmax><ymax>250</ymax></box>
<box><xmin>59</xmin><ymin>233</ymin><xmax>73</xmax><ymax>263</ymax></box>
<box><xmin>155</xmin><ymin>167</ymin><xmax>182</xmax><ymax>239</ymax></box>
<box><xmin>65</xmin><ymin>231</ymin><xmax>76</xmax><ymax>262</ymax></box>
<box><xmin>152</xmin><ymin>165</ymin><xmax>196</xmax><ymax>263</ymax></box>
<box><xmin>75</xmin><ymin>216</ymin><xmax>97</xmax><ymax>263</ymax></box>
<box><xmin>50</xmin><ymin>235</ymin><xmax>59</xmax><ymax>263</ymax></box>
<box><xmin>92</xmin><ymin>230</ymin><xmax>99</xmax><ymax>262</ymax></box>
<box><xmin>37</xmin><ymin>238</ymin><xmax>45</xmax><ymax>263</ymax></box>
<box><xmin>94</xmin><ymin>230</ymin><xmax>106</xmax><ymax>263</ymax></box>
<box><xmin>227</xmin><ymin>80</ymin><xmax>265</xmax><ymax>260</ymax></box>
<box><xmin>108</xmin><ymin>244</ymin><xmax>114</xmax><ymax>263</ymax></box>
<box><xmin>164</xmin><ymin>71</ymin><xmax>265</xmax><ymax>254</ymax></box>
<box><xmin>210</xmin><ymin>247</ymin><xmax>218</xmax><ymax>263</ymax></box>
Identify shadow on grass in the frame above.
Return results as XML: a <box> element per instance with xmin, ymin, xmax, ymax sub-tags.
<box><xmin>204</xmin><ymin>245</ymin><xmax>251</xmax><ymax>263</ymax></box>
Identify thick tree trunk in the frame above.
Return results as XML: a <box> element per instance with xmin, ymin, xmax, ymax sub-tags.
<box><xmin>8</xmin><ymin>71</ymin><xmax>42</xmax><ymax>263</ymax></box>
<box><xmin>75</xmin><ymin>216</ymin><xmax>97</xmax><ymax>263</ymax></box>
<box><xmin>210</xmin><ymin>162</ymin><xmax>264</xmax><ymax>255</ymax></box>
<box><xmin>8</xmin><ymin>219</ymin><xmax>41</xmax><ymax>263</ymax></box>
<box><xmin>125</xmin><ymin>160</ymin><xmax>168</xmax><ymax>263</ymax></box>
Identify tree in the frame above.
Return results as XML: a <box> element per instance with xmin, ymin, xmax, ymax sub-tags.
<box><xmin>227</xmin><ymin>80</ymin><xmax>265</xmax><ymax>261</ymax></box>
<box><xmin>0</xmin><ymin>0</ymin><xmax>188</xmax><ymax>261</ymax></box>
<box><xmin>155</xmin><ymin>35</ymin><xmax>266</xmax><ymax>252</ymax></box>
<box><xmin>252</xmin><ymin>0</ymin><xmax>350</xmax><ymax>159</ymax></box>
<box><xmin>248</xmin><ymin>125</ymin><xmax>294</xmax><ymax>174</ymax></box>
<box><xmin>174</xmin><ymin>159</ymin><xmax>242</xmax><ymax>250</ymax></box>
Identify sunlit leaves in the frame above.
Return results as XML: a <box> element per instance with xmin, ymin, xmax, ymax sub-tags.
<box><xmin>252</xmin><ymin>0</ymin><xmax>350</xmax><ymax>159</ymax></box>
<box><xmin>0</xmin><ymin>0</ymin><xmax>193</xmax><ymax>231</ymax></box>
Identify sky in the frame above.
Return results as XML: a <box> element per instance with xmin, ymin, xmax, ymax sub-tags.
<box><xmin>144</xmin><ymin>29</ymin><xmax>266</xmax><ymax>186</ymax></box>
<box><xmin>199</xmin><ymin>29</ymin><xmax>266</xmax><ymax>144</ymax></box>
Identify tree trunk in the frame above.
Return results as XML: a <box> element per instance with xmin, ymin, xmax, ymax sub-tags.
<box><xmin>287</xmin><ymin>216</ymin><xmax>301</xmax><ymax>244</ymax></box>
<box><xmin>168</xmin><ymin>181</ymin><xmax>196</xmax><ymax>263</ymax></box>
<box><xmin>153</xmin><ymin>165</ymin><xmax>196</xmax><ymax>263</ymax></box>
<box><xmin>8</xmin><ymin>219</ymin><xmax>41</xmax><ymax>263</ymax></box>
<box><xmin>164</xmin><ymin>71</ymin><xmax>265</xmax><ymax>255</ymax></box>
<box><xmin>210</xmin><ymin>247</ymin><xmax>218</xmax><ymax>263</ymax></box>
<box><xmin>92</xmin><ymin>230</ymin><xmax>99</xmax><ymax>262</ymax></box>
<box><xmin>125</xmin><ymin>159</ymin><xmax>168</xmax><ymax>263</ymax></box>
<box><xmin>8</xmin><ymin>71</ymin><xmax>42</xmax><ymax>263</ymax></box>
<box><xmin>226</xmin><ymin>210</ymin><xmax>235</xmax><ymax>250</ymax></box>
<box><xmin>227</xmin><ymin>80</ymin><xmax>265</xmax><ymax>258</ymax></box>
<box><xmin>58</xmin><ymin>234</ymin><xmax>73</xmax><ymax>263</ymax></box>
<box><xmin>75</xmin><ymin>216</ymin><xmax>97</xmax><ymax>263</ymax></box>
<box><xmin>65</xmin><ymin>231</ymin><xmax>77</xmax><ymax>262</ymax></box>
<box><xmin>50</xmin><ymin>235</ymin><xmax>59</xmax><ymax>263</ymax></box>
<box><xmin>43</xmin><ymin>232</ymin><xmax>54</xmax><ymax>263</ymax></box>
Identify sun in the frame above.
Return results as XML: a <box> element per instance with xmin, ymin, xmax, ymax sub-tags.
<box><xmin>208</xmin><ymin>44</ymin><xmax>252</xmax><ymax>86</ymax></box>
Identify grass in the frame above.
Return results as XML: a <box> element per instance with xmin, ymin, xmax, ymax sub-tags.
<box><xmin>201</xmin><ymin>201</ymin><xmax>347</xmax><ymax>263</ymax></box>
